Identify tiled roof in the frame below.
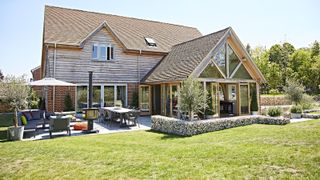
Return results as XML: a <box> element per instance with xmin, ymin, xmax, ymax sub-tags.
<box><xmin>143</xmin><ymin>27</ymin><xmax>230</xmax><ymax>83</ymax></box>
<box><xmin>44</xmin><ymin>6</ymin><xmax>202</xmax><ymax>53</ymax></box>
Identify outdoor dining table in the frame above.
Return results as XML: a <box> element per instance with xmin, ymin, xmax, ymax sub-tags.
<box><xmin>102</xmin><ymin>107</ymin><xmax>132</xmax><ymax>127</ymax></box>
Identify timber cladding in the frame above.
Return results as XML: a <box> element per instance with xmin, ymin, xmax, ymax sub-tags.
<box><xmin>45</xmin><ymin>28</ymin><xmax>163</xmax><ymax>83</ymax></box>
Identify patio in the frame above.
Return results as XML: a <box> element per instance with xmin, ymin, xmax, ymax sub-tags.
<box><xmin>23</xmin><ymin>116</ymin><xmax>151</xmax><ymax>141</ymax></box>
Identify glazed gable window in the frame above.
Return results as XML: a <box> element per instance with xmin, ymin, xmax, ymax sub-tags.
<box><xmin>92</xmin><ymin>44</ymin><xmax>114</xmax><ymax>61</ymax></box>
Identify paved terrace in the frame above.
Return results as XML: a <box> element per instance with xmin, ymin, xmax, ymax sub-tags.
<box><xmin>23</xmin><ymin>116</ymin><xmax>151</xmax><ymax>141</ymax></box>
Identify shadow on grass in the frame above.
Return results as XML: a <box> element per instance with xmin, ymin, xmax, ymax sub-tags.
<box><xmin>146</xmin><ymin>129</ymin><xmax>188</xmax><ymax>139</ymax></box>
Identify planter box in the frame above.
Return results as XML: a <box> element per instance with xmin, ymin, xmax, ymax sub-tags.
<box><xmin>291</xmin><ymin>113</ymin><xmax>302</xmax><ymax>119</ymax></box>
<box><xmin>251</xmin><ymin>111</ymin><xmax>258</xmax><ymax>115</ymax></box>
<box><xmin>7</xmin><ymin>126</ymin><xmax>24</xmax><ymax>141</ymax></box>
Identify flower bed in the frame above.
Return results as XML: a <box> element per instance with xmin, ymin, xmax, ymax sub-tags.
<box><xmin>151</xmin><ymin>115</ymin><xmax>290</xmax><ymax>136</ymax></box>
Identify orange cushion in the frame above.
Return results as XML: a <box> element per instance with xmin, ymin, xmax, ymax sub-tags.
<box><xmin>73</xmin><ymin>122</ymin><xmax>87</xmax><ymax>130</ymax></box>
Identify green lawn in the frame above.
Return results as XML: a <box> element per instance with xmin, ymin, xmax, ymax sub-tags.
<box><xmin>0</xmin><ymin>114</ymin><xmax>319</xmax><ymax>179</ymax></box>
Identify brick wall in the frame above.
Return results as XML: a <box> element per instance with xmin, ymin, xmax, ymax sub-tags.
<box><xmin>31</xmin><ymin>67</ymin><xmax>41</xmax><ymax>81</ymax></box>
<box><xmin>31</xmin><ymin>86</ymin><xmax>76</xmax><ymax>112</ymax></box>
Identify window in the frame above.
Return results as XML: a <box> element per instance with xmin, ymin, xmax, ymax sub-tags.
<box><xmin>145</xmin><ymin>37</ymin><xmax>157</xmax><ymax>47</ymax></box>
<box><xmin>92</xmin><ymin>44</ymin><xmax>98</xmax><ymax>59</ymax></box>
<box><xmin>213</xmin><ymin>45</ymin><xmax>226</xmax><ymax>75</ymax></box>
<box><xmin>100</xmin><ymin>45</ymin><xmax>106</xmax><ymax>60</ymax></box>
<box><xmin>92</xmin><ymin>44</ymin><xmax>114</xmax><ymax>61</ymax></box>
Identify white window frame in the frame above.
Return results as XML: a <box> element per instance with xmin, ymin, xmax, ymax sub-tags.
<box><xmin>75</xmin><ymin>84</ymin><xmax>127</xmax><ymax>110</ymax></box>
<box><xmin>92</xmin><ymin>43</ymin><xmax>115</xmax><ymax>61</ymax></box>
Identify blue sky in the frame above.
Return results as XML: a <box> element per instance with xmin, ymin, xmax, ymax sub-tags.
<box><xmin>0</xmin><ymin>0</ymin><xmax>319</xmax><ymax>78</ymax></box>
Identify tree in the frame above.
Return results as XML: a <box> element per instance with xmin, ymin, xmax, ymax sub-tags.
<box><xmin>269</xmin><ymin>44</ymin><xmax>283</xmax><ymax>64</ymax></box>
<box><xmin>282</xmin><ymin>42</ymin><xmax>295</xmax><ymax>55</ymax></box>
<box><xmin>284</xmin><ymin>79</ymin><xmax>305</xmax><ymax>105</ymax></box>
<box><xmin>311</xmin><ymin>40</ymin><xmax>320</xmax><ymax>58</ymax></box>
<box><xmin>64</xmin><ymin>93</ymin><xmax>74</xmax><ymax>111</ymax></box>
<box><xmin>178</xmin><ymin>77</ymin><xmax>207</xmax><ymax>120</ymax></box>
<box><xmin>0</xmin><ymin>75</ymin><xmax>30</xmax><ymax>127</ymax></box>
<box><xmin>0</xmin><ymin>70</ymin><xmax>3</xmax><ymax>81</ymax></box>
<box><xmin>266</xmin><ymin>62</ymin><xmax>282</xmax><ymax>90</ymax></box>
<box><xmin>246</xmin><ymin>44</ymin><xmax>251</xmax><ymax>55</ymax></box>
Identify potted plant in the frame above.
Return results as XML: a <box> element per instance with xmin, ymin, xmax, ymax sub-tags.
<box><xmin>0</xmin><ymin>75</ymin><xmax>30</xmax><ymax>141</ymax></box>
<box><xmin>290</xmin><ymin>105</ymin><xmax>303</xmax><ymax>119</ymax></box>
<box><xmin>178</xmin><ymin>78</ymin><xmax>208</xmax><ymax>121</ymax></box>
<box><xmin>250</xmin><ymin>84</ymin><xmax>259</xmax><ymax>115</ymax></box>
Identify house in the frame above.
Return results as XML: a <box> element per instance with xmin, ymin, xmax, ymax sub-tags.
<box><xmin>37</xmin><ymin>6</ymin><xmax>266</xmax><ymax>117</ymax></box>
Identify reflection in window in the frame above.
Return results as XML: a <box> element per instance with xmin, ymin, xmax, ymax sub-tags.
<box><xmin>172</xmin><ymin>85</ymin><xmax>178</xmax><ymax>116</ymax></box>
<box><xmin>92</xmin><ymin>86</ymin><xmax>101</xmax><ymax>108</ymax></box>
<box><xmin>240</xmin><ymin>85</ymin><xmax>249</xmax><ymax>114</ymax></box>
<box><xmin>104</xmin><ymin>86</ymin><xmax>114</xmax><ymax>107</ymax></box>
<box><xmin>233</xmin><ymin>64</ymin><xmax>252</xmax><ymax>79</ymax></box>
<box><xmin>228</xmin><ymin>45</ymin><xmax>241</xmax><ymax>76</ymax></box>
<box><xmin>199</xmin><ymin>61</ymin><xmax>224</xmax><ymax>78</ymax></box>
<box><xmin>213</xmin><ymin>45</ymin><xmax>226</xmax><ymax>75</ymax></box>
<box><xmin>117</xmin><ymin>86</ymin><xmax>126</xmax><ymax>107</ymax></box>
<box><xmin>140</xmin><ymin>86</ymin><xmax>150</xmax><ymax>111</ymax></box>
<box><xmin>77</xmin><ymin>86</ymin><xmax>87</xmax><ymax>112</ymax></box>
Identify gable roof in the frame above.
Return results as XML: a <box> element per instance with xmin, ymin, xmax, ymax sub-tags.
<box><xmin>142</xmin><ymin>27</ymin><xmax>230</xmax><ymax>83</ymax></box>
<box><xmin>143</xmin><ymin>27</ymin><xmax>266</xmax><ymax>83</ymax></box>
<box><xmin>44</xmin><ymin>6</ymin><xmax>202</xmax><ymax>53</ymax></box>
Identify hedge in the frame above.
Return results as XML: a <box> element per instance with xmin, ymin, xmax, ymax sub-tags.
<box><xmin>151</xmin><ymin>115</ymin><xmax>290</xmax><ymax>136</ymax></box>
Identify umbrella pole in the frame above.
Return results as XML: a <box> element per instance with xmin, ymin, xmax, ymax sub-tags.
<box><xmin>53</xmin><ymin>86</ymin><xmax>55</xmax><ymax>112</ymax></box>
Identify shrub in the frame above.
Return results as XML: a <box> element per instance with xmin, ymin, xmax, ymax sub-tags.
<box><xmin>284</xmin><ymin>79</ymin><xmax>305</xmax><ymax>105</ymax></box>
<box><xmin>204</xmin><ymin>90</ymin><xmax>214</xmax><ymax>116</ymax></box>
<box><xmin>300</xmin><ymin>94</ymin><xmax>315</xmax><ymax>110</ymax></box>
<box><xmin>290</xmin><ymin>105</ymin><xmax>303</xmax><ymax>113</ymax></box>
<box><xmin>269</xmin><ymin>89</ymin><xmax>280</xmax><ymax>95</ymax></box>
<box><xmin>64</xmin><ymin>93</ymin><xmax>74</xmax><ymax>111</ymax></box>
<box><xmin>27</xmin><ymin>89</ymin><xmax>40</xmax><ymax>109</ymax></box>
<box><xmin>250</xmin><ymin>83</ymin><xmax>258</xmax><ymax>111</ymax></box>
<box><xmin>267</xmin><ymin>107</ymin><xmax>282</xmax><ymax>117</ymax></box>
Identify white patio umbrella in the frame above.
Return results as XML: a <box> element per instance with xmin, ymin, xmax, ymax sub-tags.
<box><xmin>28</xmin><ymin>78</ymin><xmax>76</xmax><ymax>112</ymax></box>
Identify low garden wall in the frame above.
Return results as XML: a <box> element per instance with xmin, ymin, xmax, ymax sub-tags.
<box><xmin>151</xmin><ymin>115</ymin><xmax>290</xmax><ymax>136</ymax></box>
<box><xmin>260</xmin><ymin>95</ymin><xmax>291</xmax><ymax>106</ymax></box>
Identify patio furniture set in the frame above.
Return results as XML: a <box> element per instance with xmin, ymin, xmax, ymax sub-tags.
<box><xmin>17</xmin><ymin>107</ymin><xmax>140</xmax><ymax>139</ymax></box>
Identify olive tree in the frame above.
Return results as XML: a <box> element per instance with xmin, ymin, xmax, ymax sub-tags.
<box><xmin>178</xmin><ymin>77</ymin><xmax>208</xmax><ymax>120</ymax></box>
<box><xmin>283</xmin><ymin>79</ymin><xmax>304</xmax><ymax>105</ymax></box>
<box><xmin>0</xmin><ymin>75</ymin><xmax>30</xmax><ymax>127</ymax></box>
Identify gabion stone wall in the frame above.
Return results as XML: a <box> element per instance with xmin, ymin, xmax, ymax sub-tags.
<box><xmin>151</xmin><ymin>115</ymin><xmax>290</xmax><ymax>136</ymax></box>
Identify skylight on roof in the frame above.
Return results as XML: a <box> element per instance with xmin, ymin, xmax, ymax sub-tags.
<box><xmin>145</xmin><ymin>37</ymin><xmax>157</xmax><ymax>47</ymax></box>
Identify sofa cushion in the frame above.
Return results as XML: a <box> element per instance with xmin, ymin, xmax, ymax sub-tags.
<box><xmin>21</xmin><ymin>115</ymin><xmax>28</xmax><ymax>125</ymax></box>
<box><xmin>22</xmin><ymin>111</ymin><xmax>33</xmax><ymax>121</ymax></box>
<box><xmin>31</xmin><ymin>110</ymin><xmax>41</xmax><ymax>120</ymax></box>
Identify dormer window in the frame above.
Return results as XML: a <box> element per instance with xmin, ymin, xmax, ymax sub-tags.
<box><xmin>145</xmin><ymin>37</ymin><xmax>157</xmax><ymax>47</ymax></box>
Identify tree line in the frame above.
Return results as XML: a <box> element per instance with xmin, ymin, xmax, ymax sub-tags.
<box><xmin>247</xmin><ymin>41</ymin><xmax>320</xmax><ymax>94</ymax></box>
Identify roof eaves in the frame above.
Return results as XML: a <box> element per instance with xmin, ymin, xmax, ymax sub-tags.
<box><xmin>141</xmin><ymin>55</ymin><xmax>167</xmax><ymax>83</ymax></box>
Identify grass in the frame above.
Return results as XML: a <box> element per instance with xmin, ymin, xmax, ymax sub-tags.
<box><xmin>308</xmin><ymin>111</ymin><xmax>320</xmax><ymax>115</ymax></box>
<box><xmin>0</xmin><ymin>114</ymin><xmax>319</xmax><ymax>179</ymax></box>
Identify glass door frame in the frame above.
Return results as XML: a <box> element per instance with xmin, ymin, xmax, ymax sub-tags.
<box><xmin>239</xmin><ymin>83</ymin><xmax>250</xmax><ymax>115</ymax></box>
<box><xmin>139</xmin><ymin>85</ymin><xmax>152</xmax><ymax>115</ymax></box>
